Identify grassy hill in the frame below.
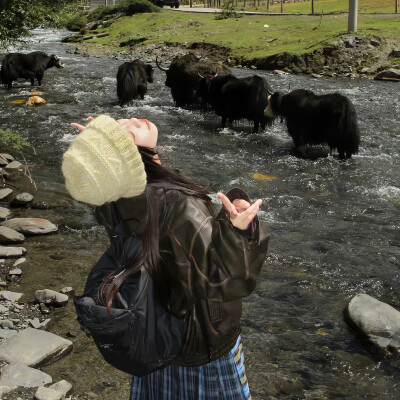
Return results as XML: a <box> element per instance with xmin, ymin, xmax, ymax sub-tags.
<box><xmin>66</xmin><ymin>5</ymin><xmax>400</xmax><ymax>75</ymax></box>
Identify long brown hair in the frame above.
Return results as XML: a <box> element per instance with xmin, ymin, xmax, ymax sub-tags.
<box><xmin>98</xmin><ymin>147</ymin><xmax>209</xmax><ymax>312</ymax></box>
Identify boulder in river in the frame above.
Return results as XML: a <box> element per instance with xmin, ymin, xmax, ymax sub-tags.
<box><xmin>0</xmin><ymin>327</ymin><xmax>73</xmax><ymax>367</ymax></box>
<box><xmin>1</xmin><ymin>217</ymin><xmax>58</xmax><ymax>235</ymax></box>
<box><xmin>374</xmin><ymin>68</ymin><xmax>400</xmax><ymax>81</ymax></box>
<box><xmin>344</xmin><ymin>293</ymin><xmax>400</xmax><ymax>356</ymax></box>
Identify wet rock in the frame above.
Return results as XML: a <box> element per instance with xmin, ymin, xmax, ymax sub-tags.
<box><xmin>0</xmin><ymin>328</ymin><xmax>17</xmax><ymax>339</ymax></box>
<box><xmin>49</xmin><ymin>380</ymin><xmax>72</xmax><ymax>398</ymax></box>
<box><xmin>0</xmin><ymin>154</ymin><xmax>14</xmax><ymax>162</ymax></box>
<box><xmin>1</xmin><ymin>218</ymin><xmax>58</xmax><ymax>235</ymax></box>
<box><xmin>389</xmin><ymin>49</ymin><xmax>400</xmax><ymax>58</ymax></box>
<box><xmin>10</xmin><ymin>192</ymin><xmax>34</xmax><ymax>206</ymax></box>
<box><xmin>0</xmin><ymin>226</ymin><xmax>25</xmax><ymax>244</ymax></box>
<box><xmin>13</xmin><ymin>257</ymin><xmax>26</xmax><ymax>267</ymax></box>
<box><xmin>60</xmin><ymin>286</ymin><xmax>74</xmax><ymax>294</ymax></box>
<box><xmin>374</xmin><ymin>68</ymin><xmax>400</xmax><ymax>81</ymax></box>
<box><xmin>8</xmin><ymin>268</ymin><xmax>22</xmax><ymax>278</ymax></box>
<box><xmin>4</xmin><ymin>160</ymin><xmax>23</xmax><ymax>172</ymax></box>
<box><xmin>0</xmin><ymin>188</ymin><xmax>13</xmax><ymax>200</ymax></box>
<box><xmin>34</xmin><ymin>289</ymin><xmax>69</xmax><ymax>306</ymax></box>
<box><xmin>0</xmin><ymin>362</ymin><xmax>52</xmax><ymax>395</ymax></box>
<box><xmin>345</xmin><ymin>293</ymin><xmax>400</xmax><ymax>356</ymax></box>
<box><xmin>0</xmin><ymin>327</ymin><xmax>73</xmax><ymax>367</ymax></box>
<box><xmin>0</xmin><ymin>207</ymin><xmax>11</xmax><ymax>221</ymax></box>
<box><xmin>0</xmin><ymin>245</ymin><xmax>26</xmax><ymax>257</ymax></box>
<box><xmin>0</xmin><ymin>290</ymin><xmax>23</xmax><ymax>302</ymax></box>
<box><xmin>1</xmin><ymin>320</ymin><xmax>14</xmax><ymax>329</ymax></box>
<box><xmin>40</xmin><ymin>303</ymin><xmax>50</xmax><ymax>314</ymax></box>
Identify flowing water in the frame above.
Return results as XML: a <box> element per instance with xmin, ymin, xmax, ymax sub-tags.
<box><xmin>0</xmin><ymin>29</ymin><xmax>399</xmax><ymax>399</ymax></box>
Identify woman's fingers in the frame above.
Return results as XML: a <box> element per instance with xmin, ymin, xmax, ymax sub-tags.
<box><xmin>70</xmin><ymin>122</ymin><xmax>86</xmax><ymax>131</ymax></box>
<box><xmin>217</xmin><ymin>192</ymin><xmax>238</xmax><ymax>216</ymax></box>
<box><xmin>232</xmin><ymin>199</ymin><xmax>251</xmax><ymax>212</ymax></box>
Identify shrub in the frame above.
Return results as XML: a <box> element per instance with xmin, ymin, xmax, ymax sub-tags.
<box><xmin>66</xmin><ymin>14</ymin><xmax>87</xmax><ymax>32</ymax></box>
<box><xmin>116</xmin><ymin>0</ymin><xmax>160</xmax><ymax>16</ymax></box>
<box><xmin>87</xmin><ymin>6</ymin><xmax>117</xmax><ymax>22</ymax></box>
<box><xmin>215</xmin><ymin>0</ymin><xmax>242</xmax><ymax>20</ymax></box>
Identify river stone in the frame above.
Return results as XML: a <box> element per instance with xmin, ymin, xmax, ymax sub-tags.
<box><xmin>0</xmin><ymin>153</ymin><xmax>14</xmax><ymax>162</ymax></box>
<box><xmin>35</xmin><ymin>386</ymin><xmax>64</xmax><ymax>400</ymax></box>
<box><xmin>1</xmin><ymin>218</ymin><xmax>58</xmax><ymax>235</ymax></box>
<box><xmin>13</xmin><ymin>257</ymin><xmax>26</xmax><ymax>267</ymax></box>
<box><xmin>0</xmin><ymin>188</ymin><xmax>13</xmax><ymax>200</ymax></box>
<box><xmin>0</xmin><ymin>362</ymin><xmax>52</xmax><ymax>393</ymax></box>
<box><xmin>4</xmin><ymin>160</ymin><xmax>23</xmax><ymax>171</ymax></box>
<box><xmin>0</xmin><ymin>328</ymin><xmax>17</xmax><ymax>339</ymax></box>
<box><xmin>8</xmin><ymin>268</ymin><xmax>22</xmax><ymax>277</ymax></box>
<box><xmin>34</xmin><ymin>289</ymin><xmax>69</xmax><ymax>306</ymax></box>
<box><xmin>345</xmin><ymin>293</ymin><xmax>400</xmax><ymax>355</ymax></box>
<box><xmin>0</xmin><ymin>245</ymin><xmax>26</xmax><ymax>257</ymax></box>
<box><xmin>0</xmin><ymin>290</ymin><xmax>23</xmax><ymax>302</ymax></box>
<box><xmin>0</xmin><ymin>304</ymin><xmax>8</xmax><ymax>313</ymax></box>
<box><xmin>1</xmin><ymin>320</ymin><xmax>14</xmax><ymax>329</ymax></box>
<box><xmin>374</xmin><ymin>68</ymin><xmax>400</xmax><ymax>81</ymax></box>
<box><xmin>11</xmin><ymin>192</ymin><xmax>34</xmax><ymax>206</ymax></box>
<box><xmin>0</xmin><ymin>327</ymin><xmax>73</xmax><ymax>367</ymax></box>
<box><xmin>0</xmin><ymin>226</ymin><xmax>25</xmax><ymax>244</ymax></box>
<box><xmin>0</xmin><ymin>207</ymin><xmax>11</xmax><ymax>221</ymax></box>
<box><xmin>49</xmin><ymin>380</ymin><xmax>73</xmax><ymax>397</ymax></box>
<box><xmin>389</xmin><ymin>49</ymin><xmax>400</xmax><ymax>58</ymax></box>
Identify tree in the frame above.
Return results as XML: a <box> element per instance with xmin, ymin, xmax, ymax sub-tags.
<box><xmin>0</xmin><ymin>0</ymin><xmax>78</xmax><ymax>47</ymax></box>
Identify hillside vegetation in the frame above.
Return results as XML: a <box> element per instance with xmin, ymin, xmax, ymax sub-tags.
<box><xmin>65</xmin><ymin>2</ymin><xmax>400</xmax><ymax>76</ymax></box>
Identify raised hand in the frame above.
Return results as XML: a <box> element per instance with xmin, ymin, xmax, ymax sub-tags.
<box><xmin>217</xmin><ymin>192</ymin><xmax>262</xmax><ymax>231</ymax></box>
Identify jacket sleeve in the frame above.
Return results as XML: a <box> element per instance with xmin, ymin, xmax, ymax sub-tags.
<box><xmin>166</xmin><ymin>188</ymin><xmax>270</xmax><ymax>303</ymax></box>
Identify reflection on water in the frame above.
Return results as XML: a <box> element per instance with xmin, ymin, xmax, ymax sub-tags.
<box><xmin>1</xmin><ymin>29</ymin><xmax>399</xmax><ymax>399</ymax></box>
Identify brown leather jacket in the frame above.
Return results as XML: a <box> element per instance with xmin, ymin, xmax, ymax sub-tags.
<box><xmin>108</xmin><ymin>184</ymin><xmax>270</xmax><ymax>367</ymax></box>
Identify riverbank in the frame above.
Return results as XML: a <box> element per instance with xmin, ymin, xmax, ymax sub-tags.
<box><xmin>63</xmin><ymin>9</ymin><xmax>400</xmax><ymax>78</ymax></box>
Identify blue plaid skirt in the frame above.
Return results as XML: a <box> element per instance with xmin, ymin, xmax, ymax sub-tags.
<box><xmin>130</xmin><ymin>336</ymin><xmax>251</xmax><ymax>400</ymax></box>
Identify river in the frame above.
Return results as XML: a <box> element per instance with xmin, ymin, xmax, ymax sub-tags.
<box><xmin>0</xmin><ymin>29</ymin><xmax>399</xmax><ymax>400</ymax></box>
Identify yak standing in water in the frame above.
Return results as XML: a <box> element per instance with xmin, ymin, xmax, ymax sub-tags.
<box><xmin>0</xmin><ymin>51</ymin><xmax>65</xmax><ymax>89</ymax></box>
<box><xmin>156</xmin><ymin>53</ymin><xmax>232</xmax><ymax>108</ymax></box>
<box><xmin>116</xmin><ymin>60</ymin><xmax>154</xmax><ymax>106</ymax></box>
<box><xmin>198</xmin><ymin>74</ymin><xmax>273</xmax><ymax>133</ymax></box>
<box><xmin>264</xmin><ymin>89</ymin><xmax>360</xmax><ymax>159</ymax></box>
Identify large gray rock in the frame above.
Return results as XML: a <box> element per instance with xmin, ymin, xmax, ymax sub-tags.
<box><xmin>11</xmin><ymin>192</ymin><xmax>34</xmax><ymax>206</ymax></box>
<box><xmin>0</xmin><ymin>362</ymin><xmax>52</xmax><ymax>395</ymax></box>
<box><xmin>1</xmin><ymin>218</ymin><xmax>58</xmax><ymax>235</ymax></box>
<box><xmin>34</xmin><ymin>289</ymin><xmax>69</xmax><ymax>306</ymax></box>
<box><xmin>0</xmin><ymin>188</ymin><xmax>13</xmax><ymax>200</ymax></box>
<box><xmin>0</xmin><ymin>290</ymin><xmax>23</xmax><ymax>302</ymax></box>
<box><xmin>0</xmin><ymin>206</ymin><xmax>11</xmax><ymax>221</ymax></box>
<box><xmin>345</xmin><ymin>293</ymin><xmax>400</xmax><ymax>355</ymax></box>
<box><xmin>374</xmin><ymin>68</ymin><xmax>400</xmax><ymax>81</ymax></box>
<box><xmin>35</xmin><ymin>386</ymin><xmax>63</xmax><ymax>400</ymax></box>
<box><xmin>0</xmin><ymin>245</ymin><xmax>26</xmax><ymax>257</ymax></box>
<box><xmin>4</xmin><ymin>160</ymin><xmax>23</xmax><ymax>171</ymax></box>
<box><xmin>0</xmin><ymin>327</ymin><xmax>73</xmax><ymax>367</ymax></box>
<box><xmin>0</xmin><ymin>225</ymin><xmax>25</xmax><ymax>244</ymax></box>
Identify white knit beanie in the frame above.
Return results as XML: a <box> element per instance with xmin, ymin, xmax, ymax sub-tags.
<box><xmin>62</xmin><ymin>115</ymin><xmax>146</xmax><ymax>206</ymax></box>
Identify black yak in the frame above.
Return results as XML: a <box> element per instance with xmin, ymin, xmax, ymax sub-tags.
<box><xmin>199</xmin><ymin>74</ymin><xmax>273</xmax><ymax>133</ymax></box>
<box><xmin>156</xmin><ymin>53</ymin><xmax>232</xmax><ymax>108</ymax></box>
<box><xmin>0</xmin><ymin>51</ymin><xmax>64</xmax><ymax>89</ymax></box>
<box><xmin>116</xmin><ymin>60</ymin><xmax>154</xmax><ymax>106</ymax></box>
<box><xmin>264</xmin><ymin>89</ymin><xmax>360</xmax><ymax>158</ymax></box>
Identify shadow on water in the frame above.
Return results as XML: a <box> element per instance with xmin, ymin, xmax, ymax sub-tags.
<box><xmin>1</xmin><ymin>29</ymin><xmax>399</xmax><ymax>399</ymax></box>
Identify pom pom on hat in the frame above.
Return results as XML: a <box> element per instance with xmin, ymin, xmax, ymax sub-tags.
<box><xmin>62</xmin><ymin>115</ymin><xmax>146</xmax><ymax>206</ymax></box>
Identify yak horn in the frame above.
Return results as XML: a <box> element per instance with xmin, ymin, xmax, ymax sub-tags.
<box><xmin>156</xmin><ymin>56</ymin><xmax>169</xmax><ymax>72</ymax></box>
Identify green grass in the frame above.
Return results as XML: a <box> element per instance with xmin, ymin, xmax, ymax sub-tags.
<box><xmin>86</xmin><ymin>9</ymin><xmax>400</xmax><ymax>60</ymax></box>
<box><xmin>189</xmin><ymin>0</ymin><xmax>399</xmax><ymax>14</ymax></box>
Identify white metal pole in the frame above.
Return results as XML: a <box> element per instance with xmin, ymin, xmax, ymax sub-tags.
<box><xmin>348</xmin><ymin>0</ymin><xmax>358</xmax><ymax>32</ymax></box>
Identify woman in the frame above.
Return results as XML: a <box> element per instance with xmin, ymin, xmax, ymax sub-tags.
<box><xmin>63</xmin><ymin>115</ymin><xmax>270</xmax><ymax>400</ymax></box>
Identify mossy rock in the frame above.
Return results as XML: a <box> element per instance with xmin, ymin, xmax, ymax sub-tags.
<box><xmin>119</xmin><ymin>37</ymin><xmax>147</xmax><ymax>47</ymax></box>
